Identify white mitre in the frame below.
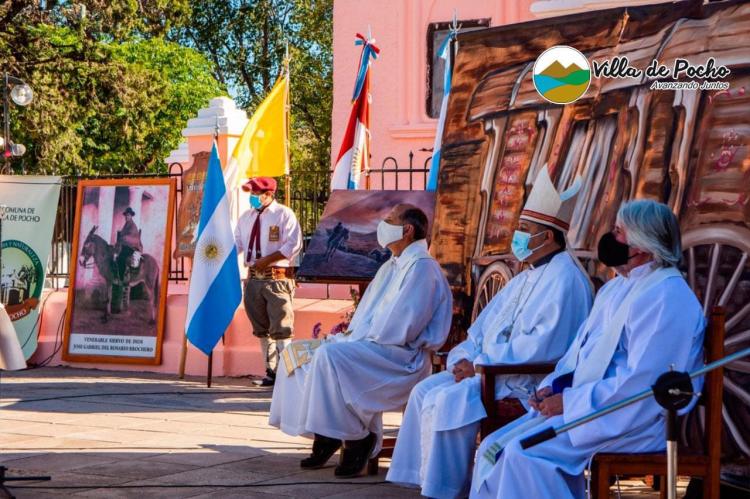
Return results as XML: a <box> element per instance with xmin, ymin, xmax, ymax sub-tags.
<box><xmin>520</xmin><ymin>166</ymin><xmax>581</xmax><ymax>233</ymax></box>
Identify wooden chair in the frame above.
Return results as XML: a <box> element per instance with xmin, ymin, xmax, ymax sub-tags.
<box><xmin>590</xmin><ymin>307</ymin><xmax>725</xmax><ymax>499</ymax></box>
<box><xmin>476</xmin><ymin>362</ymin><xmax>556</xmax><ymax>439</ymax></box>
<box><xmin>367</xmin><ymin>352</ymin><xmax>455</xmax><ymax>475</ymax></box>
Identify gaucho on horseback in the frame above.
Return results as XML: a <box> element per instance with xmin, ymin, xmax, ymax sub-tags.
<box><xmin>116</xmin><ymin>207</ymin><xmax>143</xmax><ymax>283</ymax></box>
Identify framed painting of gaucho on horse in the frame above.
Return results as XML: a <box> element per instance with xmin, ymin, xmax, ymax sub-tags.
<box><xmin>62</xmin><ymin>178</ymin><xmax>175</xmax><ymax>365</ymax></box>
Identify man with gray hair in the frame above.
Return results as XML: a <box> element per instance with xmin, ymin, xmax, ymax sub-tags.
<box><xmin>471</xmin><ymin>199</ymin><xmax>706</xmax><ymax>499</ymax></box>
<box><xmin>270</xmin><ymin>204</ymin><xmax>453</xmax><ymax>478</ymax></box>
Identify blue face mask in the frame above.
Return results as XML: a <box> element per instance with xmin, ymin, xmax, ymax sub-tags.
<box><xmin>511</xmin><ymin>230</ymin><xmax>546</xmax><ymax>262</ymax></box>
<box><xmin>249</xmin><ymin>194</ymin><xmax>263</xmax><ymax>209</ymax></box>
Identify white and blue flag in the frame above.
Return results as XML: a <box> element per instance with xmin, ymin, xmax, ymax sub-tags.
<box><xmin>426</xmin><ymin>32</ymin><xmax>455</xmax><ymax>191</ymax></box>
<box><xmin>185</xmin><ymin>143</ymin><xmax>242</xmax><ymax>355</ymax></box>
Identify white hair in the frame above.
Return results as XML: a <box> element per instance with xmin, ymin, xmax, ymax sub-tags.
<box><xmin>616</xmin><ymin>200</ymin><xmax>682</xmax><ymax>268</ymax></box>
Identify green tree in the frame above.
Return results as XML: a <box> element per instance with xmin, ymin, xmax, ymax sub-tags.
<box><xmin>173</xmin><ymin>0</ymin><xmax>332</xmax><ymax>172</ymax></box>
<box><xmin>0</xmin><ymin>1</ymin><xmax>224</xmax><ymax>175</ymax></box>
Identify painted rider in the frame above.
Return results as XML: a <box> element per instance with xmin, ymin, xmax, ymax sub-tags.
<box><xmin>116</xmin><ymin>207</ymin><xmax>143</xmax><ymax>283</ymax></box>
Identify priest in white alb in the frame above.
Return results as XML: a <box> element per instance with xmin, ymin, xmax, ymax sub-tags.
<box><xmin>471</xmin><ymin>199</ymin><xmax>705</xmax><ymax>499</ymax></box>
<box><xmin>269</xmin><ymin>204</ymin><xmax>453</xmax><ymax>478</ymax></box>
<box><xmin>387</xmin><ymin>167</ymin><xmax>593</xmax><ymax>499</ymax></box>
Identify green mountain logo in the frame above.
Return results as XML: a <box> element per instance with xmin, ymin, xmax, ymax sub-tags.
<box><xmin>533</xmin><ymin>47</ymin><xmax>591</xmax><ymax>104</ymax></box>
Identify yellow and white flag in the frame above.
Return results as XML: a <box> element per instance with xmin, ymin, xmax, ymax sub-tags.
<box><xmin>225</xmin><ymin>75</ymin><xmax>289</xmax><ymax>187</ymax></box>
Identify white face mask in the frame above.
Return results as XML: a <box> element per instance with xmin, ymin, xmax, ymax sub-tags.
<box><xmin>377</xmin><ymin>220</ymin><xmax>403</xmax><ymax>248</ymax></box>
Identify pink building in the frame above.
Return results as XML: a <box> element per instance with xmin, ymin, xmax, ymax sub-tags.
<box><xmin>331</xmin><ymin>1</ymin><xmax>535</xmax><ymax>188</ymax></box>
<box><xmin>331</xmin><ymin>0</ymin><xmax>672</xmax><ymax>188</ymax></box>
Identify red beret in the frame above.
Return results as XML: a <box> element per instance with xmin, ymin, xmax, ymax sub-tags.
<box><xmin>241</xmin><ymin>177</ymin><xmax>277</xmax><ymax>193</ymax></box>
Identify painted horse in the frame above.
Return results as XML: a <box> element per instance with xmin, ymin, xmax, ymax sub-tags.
<box><xmin>79</xmin><ymin>225</ymin><xmax>160</xmax><ymax>324</ymax></box>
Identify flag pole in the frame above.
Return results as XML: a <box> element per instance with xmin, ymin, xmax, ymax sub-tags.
<box><xmin>206</xmin><ymin>353</ymin><xmax>213</xmax><ymax>388</ymax></box>
<box><xmin>284</xmin><ymin>41</ymin><xmax>292</xmax><ymax>207</ymax></box>
<box><xmin>365</xmin><ymin>26</ymin><xmax>372</xmax><ymax>190</ymax></box>
<box><xmin>205</xmin><ymin>119</ymin><xmax>221</xmax><ymax>389</ymax></box>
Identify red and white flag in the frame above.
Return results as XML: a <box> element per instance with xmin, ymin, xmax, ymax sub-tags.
<box><xmin>331</xmin><ymin>33</ymin><xmax>378</xmax><ymax>190</ymax></box>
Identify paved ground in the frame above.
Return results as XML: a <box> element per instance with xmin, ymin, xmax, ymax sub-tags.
<box><xmin>0</xmin><ymin>367</ymin><xmax>681</xmax><ymax>498</ymax></box>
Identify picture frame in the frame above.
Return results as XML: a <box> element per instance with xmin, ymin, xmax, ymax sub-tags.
<box><xmin>62</xmin><ymin>178</ymin><xmax>176</xmax><ymax>365</ymax></box>
<box><xmin>297</xmin><ymin>190</ymin><xmax>436</xmax><ymax>283</ymax></box>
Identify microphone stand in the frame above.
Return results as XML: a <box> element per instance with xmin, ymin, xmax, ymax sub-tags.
<box><xmin>520</xmin><ymin>345</ymin><xmax>750</xmax><ymax>499</ymax></box>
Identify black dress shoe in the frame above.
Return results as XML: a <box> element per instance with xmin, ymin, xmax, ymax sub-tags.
<box><xmin>334</xmin><ymin>432</ymin><xmax>376</xmax><ymax>478</ymax></box>
<box><xmin>300</xmin><ymin>434</ymin><xmax>342</xmax><ymax>469</ymax></box>
<box><xmin>253</xmin><ymin>368</ymin><xmax>276</xmax><ymax>387</ymax></box>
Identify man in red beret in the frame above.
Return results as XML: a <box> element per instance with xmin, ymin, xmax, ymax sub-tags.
<box><xmin>234</xmin><ymin>177</ymin><xmax>302</xmax><ymax>386</ymax></box>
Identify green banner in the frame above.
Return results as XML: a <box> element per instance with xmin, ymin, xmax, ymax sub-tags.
<box><xmin>0</xmin><ymin>175</ymin><xmax>61</xmax><ymax>359</ymax></box>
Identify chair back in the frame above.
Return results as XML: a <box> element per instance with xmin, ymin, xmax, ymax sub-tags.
<box><xmin>703</xmin><ymin>307</ymin><xmax>725</xmax><ymax>463</ymax></box>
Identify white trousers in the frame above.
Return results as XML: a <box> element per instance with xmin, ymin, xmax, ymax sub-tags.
<box><xmin>470</xmin><ymin>413</ymin><xmax>665</xmax><ymax>499</ymax></box>
<box><xmin>270</xmin><ymin>340</ymin><xmax>430</xmax><ymax>448</ymax></box>
<box><xmin>388</xmin><ymin>371</ymin><xmax>481</xmax><ymax>499</ymax></box>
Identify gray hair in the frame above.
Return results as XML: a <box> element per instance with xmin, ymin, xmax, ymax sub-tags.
<box><xmin>616</xmin><ymin>200</ymin><xmax>682</xmax><ymax>267</ymax></box>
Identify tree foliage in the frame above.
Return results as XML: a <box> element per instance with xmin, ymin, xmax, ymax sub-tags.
<box><xmin>173</xmin><ymin>0</ymin><xmax>333</xmax><ymax>173</ymax></box>
<box><xmin>0</xmin><ymin>0</ymin><xmax>223</xmax><ymax>175</ymax></box>
<box><xmin>0</xmin><ymin>0</ymin><xmax>333</xmax><ymax>177</ymax></box>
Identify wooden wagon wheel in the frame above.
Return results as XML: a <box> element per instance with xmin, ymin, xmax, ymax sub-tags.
<box><xmin>680</xmin><ymin>225</ymin><xmax>750</xmax><ymax>461</ymax></box>
<box><xmin>471</xmin><ymin>261</ymin><xmax>515</xmax><ymax>322</ymax></box>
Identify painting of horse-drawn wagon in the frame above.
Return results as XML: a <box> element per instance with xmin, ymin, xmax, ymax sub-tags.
<box><xmin>430</xmin><ymin>0</ymin><xmax>750</xmax><ymax>486</ymax></box>
<box><xmin>62</xmin><ymin>178</ymin><xmax>175</xmax><ymax>365</ymax></box>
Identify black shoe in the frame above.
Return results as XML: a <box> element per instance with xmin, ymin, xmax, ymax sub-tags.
<box><xmin>334</xmin><ymin>432</ymin><xmax>376</xmax><ymax>478</ymax></box>
<box><xmin>253</xmin><ymin>369</ymin><xmax>276</xmax><ymax>387</ymax></box>
<box><xmin>300</xmin><ymin>434</ymin><xmax>342</xmax><ymax>469</ymax></box>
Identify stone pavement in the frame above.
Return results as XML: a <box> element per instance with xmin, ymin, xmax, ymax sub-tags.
<box><xmin>0</xmin><ymin>367</ymin><xmax>680</xmax><ymax>498</ymax></box>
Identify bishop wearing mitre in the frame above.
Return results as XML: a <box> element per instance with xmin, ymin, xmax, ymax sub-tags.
<box><xmin>388</xmin><ymin>167</ymin><xmax>593</xmax><ymax>499</ymax></box>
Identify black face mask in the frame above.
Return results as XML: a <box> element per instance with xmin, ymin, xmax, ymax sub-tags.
<box><xmin>598</xmin><ymin>231</ymin><xmax>632</xmax><ymax>267</ymax></box>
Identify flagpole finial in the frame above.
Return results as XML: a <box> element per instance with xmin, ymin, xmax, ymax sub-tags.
<box><xmin>214</xmin><ymin>115</ymin><xmax>220</xmax><ymax>140</ymax></box>
<box><xmin>367</xmin><ymin>24</ymin><xmax>372</xmax><ymax>41</ymax></box>
<box><xmin>450</xmin><ymin>9</ymin><xmax>461</xmax><ymax>35</ymax></box>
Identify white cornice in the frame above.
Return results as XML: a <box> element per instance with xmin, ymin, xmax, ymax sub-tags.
<box><xmin>181</xmin><ymin>97</ymin><xmax>249</xmax><ymax>137</ymax></box>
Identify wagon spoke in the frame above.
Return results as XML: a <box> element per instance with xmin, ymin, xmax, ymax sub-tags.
<box><xmin>726</xmin><ymin>329</ymin><xmax>750</xmax><ymax>348</ymax></box>
<box><xmin>724</xmin><ymin>376</ymin><xmax>750</xmax><ymax>406</ymax></box>
<box><xmin>718</xmin><ymin>252</ymin><xmax>748</xmax><ymax>307</ymax></box>
<box><xmin>492</xmin><ymin>278</ymin><xmax>501</xmax><ymax>296</ymax></box>
<box><xmin>702</xmin><ymin>243</ymin><xmax>721</xmax><ymax>314</ymax></box>
<box><xmin>726</xmin><ymin>300</ymin><xmax>750</xmax><ymax>332</ymax></box>
<box><xmin>687</xmin><ymin>247</ymin><xmax>696</xmax><ymax>291</ymax></box>
<box><xmin>723</xmin><ymin>405</ymin><xmax>750</xmax><ymax>456</ymax></box>
<box><xmin>728</xmin><ymin>360</ymin><xmax>750</xmax><ymax>374</ymax></box>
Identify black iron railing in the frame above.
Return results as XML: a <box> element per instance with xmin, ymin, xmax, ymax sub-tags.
<box><xmin>47</xmin><ymin>166</ymin><xmax>186</xmax><ymax>288</ymax></box>
<box><xmin>44</xmin><ymin>149</ymin><xmax>432</xmax><ymax>286</ymax></box>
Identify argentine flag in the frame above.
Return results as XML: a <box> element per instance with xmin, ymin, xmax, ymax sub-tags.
<box><xmin>185</xmin><ymin>143</ymin><xmax>242</xmax><ymax>355</ymax></box>
<box><xmin>426</xmin><ymin>32</ymin><xmax>455</xmax><ymax>191</ymax></box>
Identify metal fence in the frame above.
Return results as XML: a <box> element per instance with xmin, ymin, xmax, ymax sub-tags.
<box><xmin>45</xmin><ymin>150</ymin><xmax>431</xmax><ymax>287</ymax></box>
<box><xmin>47</xmin><ymin>165</ymin><xmax>186</xmax><ymax>289</ymax></box>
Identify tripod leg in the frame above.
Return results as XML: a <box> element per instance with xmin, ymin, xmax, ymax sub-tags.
<box><xmin>0</xmin><ymin>467</ymin><xmax>16</xmax><ymax>499</ymax></box>
<box><xmin>665</xmin><ymin>409</ymin><xmax>678</xmax><ymax>499</ymax></box>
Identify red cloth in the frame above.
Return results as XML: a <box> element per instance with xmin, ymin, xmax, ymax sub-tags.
<box><xmin>246</xmin><ymin>207</ymin><xmax>266</xmax><ymax>262</ymax></box>
<box><xmin>241</xmin><ymin>177</ymin><xmax>277</xmax><ymax>193</ymax></box>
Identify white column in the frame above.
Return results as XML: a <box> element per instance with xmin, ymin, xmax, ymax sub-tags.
<box><xmin>164</xmin><ymin>141</ymin><xmax>190</xmax><ymax>171</ymax></box>
<box><xmin>98</xmin><ymin>187</ymin><xmax>116</xmax><ymax>246</ymax></box>
<box><xmin>127</xmin><ymin>187</ymin><xmax>145</xmax><ymax>228</ymax></box>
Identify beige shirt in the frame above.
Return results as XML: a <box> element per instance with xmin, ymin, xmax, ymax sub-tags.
<box><xmin>234</xmin><ymin>200</ymin><xmax>302</xmax><ymax>267</ymax></box>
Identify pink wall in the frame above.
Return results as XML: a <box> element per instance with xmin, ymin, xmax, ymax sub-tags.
<box><xmin>331</xmin><ymin>0</ymin><xmax>536</xmax><ymax>188</ymax></box>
